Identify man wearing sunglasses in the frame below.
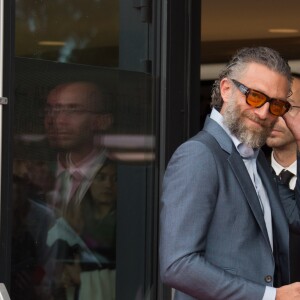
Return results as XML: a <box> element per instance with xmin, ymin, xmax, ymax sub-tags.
<box><xmin>160</xmin><ymin>47</ymin><xmax>300</xmax><ymax>300</ymax></box>
<box><xmin>266</xmin><ymin>74</ymin><xmax>300</xmax><ymax>284</ymax></box>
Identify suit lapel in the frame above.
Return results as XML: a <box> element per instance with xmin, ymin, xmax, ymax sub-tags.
<box><xmin>203</xmin><ymin>117</ymin><xmax>272</xmax><ymax>249</ymax></box>
<box><xmin>257</xmin><ymin>152</ymin><xmax>289</xmax><ymax>251</ymax></box>
<box><xmin>228</xmin><ymin>151</ymin><xmax>271</xmax><ymax>248</ymax></box>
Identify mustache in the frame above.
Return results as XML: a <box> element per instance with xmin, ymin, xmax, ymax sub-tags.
<box><xmin>46</xmin><ymin>130</ymin><xmax>72</xmax><ymax>134</ymax></box>
<box><xmin>243</xmin><ymin>110</ymin><xmax>276</xmax><ymax>128</ymax></box>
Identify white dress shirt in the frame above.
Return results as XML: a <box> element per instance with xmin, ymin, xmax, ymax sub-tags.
<box><xmin>271</xmin><ymin>151</ymin><xmax>297</xmax><ymax>190</ymax></box>
<box><xmin>53</xmin><ymin>148</ymin><xmax>107</xmax><ymax>209</ymax></box>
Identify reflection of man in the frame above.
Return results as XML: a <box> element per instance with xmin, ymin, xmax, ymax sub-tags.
<box><xmin>266</xmin><ymin>74</ymin><xmax>300</xmax><ymax>282</ymax></box>
<box><xmin>44</xmin><ymin>81</ymin><xmax>113</xmax><ymax>214</ymax></box>
<box><xmin>160</xmin><ymin>47</ymin><xmax>300</xmax><ymax>299</ymax></box>
<box><xmin>44</xmin><ymin>81</ymin><xmax>116</xmax><ymax>300</ymax></box>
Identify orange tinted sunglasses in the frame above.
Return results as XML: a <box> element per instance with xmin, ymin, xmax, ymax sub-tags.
<box><xmin>231</xmin><ymin>79</ymin><xmax>295</xmax><ymax>116</ymax></box>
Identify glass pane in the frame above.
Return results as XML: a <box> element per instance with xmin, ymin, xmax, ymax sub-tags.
<box><xmin>13</xmin><ymin>1</ymin><xmax>155</xmax><ymax>300</ymax></box>
<box><xmin>15</xmin><ymin>0</ymin><xmax>119</xmax><ymax>67</ymax></box>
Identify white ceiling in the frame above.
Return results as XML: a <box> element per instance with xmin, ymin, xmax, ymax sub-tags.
<box><xmin>201</xmin><ymin>0</ymin><xmax>300</xmax><ymax>78</ymax></box>
<box><xmin>201</xmin><ymin>0</ymin><xmax>300</xmax><ymax>41</ymax></box>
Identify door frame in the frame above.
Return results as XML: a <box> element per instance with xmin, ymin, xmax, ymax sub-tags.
<box><xmin>0</xmin><ymin>0</ymin><xmax>15</xmax><ymax>290</ymax></box>
<box><xmin>158</xmin><ymin>0</ymin><xmax>201</xmax><ymax>299</ymax></box>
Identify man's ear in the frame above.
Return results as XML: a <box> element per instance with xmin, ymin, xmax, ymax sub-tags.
<box><xmin>220</xmin><ymin>78</ymin><xmax>233</xmax><ymax>104</ymax></box>
<box><xmin>93</xmin><ymin>113</ymin><xmax>114</xmax><ymax>131</ymax></box>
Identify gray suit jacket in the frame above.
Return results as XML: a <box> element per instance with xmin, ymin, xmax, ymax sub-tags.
<box><xmin>160</xmin><ymin>117</ymin><xmax>300</xmax><ymax>300</ymax></box>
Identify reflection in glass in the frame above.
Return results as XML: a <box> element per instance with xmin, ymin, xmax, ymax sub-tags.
<box><xmin>44</xmin><ymin>82</ymin><xmax>116</xmax><ymax>300</ymax></box>
<box><xmin>16</xmin><ymin>0</ymin><xmax>119</xmax><ymax>67</ymax></box>
<box><xmin>12</xmin><ymin>80</ymin><xmax>118</xmax><ymax>300</ymax></box>
<box><xmin>14</xmin><ymin>0</ymin><xmax>155</xmax><ymax>299</ymax></box>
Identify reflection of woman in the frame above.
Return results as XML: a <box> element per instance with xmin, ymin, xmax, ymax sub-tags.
<box><xmin>61</xmin><ymin>160</ymin><xmax>117</xmax><ymax>300</ymax></box>
<box><xmin>81</xmin><ymin>160</ymin><xmax>117</xmax><ymax>268</ymax></box>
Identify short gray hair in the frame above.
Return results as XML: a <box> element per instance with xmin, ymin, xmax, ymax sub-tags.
<box><xmin>210</xmin><ymin>47</ymin><xmax>292</xmax><ymax>109</ymax></box>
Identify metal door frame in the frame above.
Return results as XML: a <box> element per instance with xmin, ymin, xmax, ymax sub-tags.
<box><xmin>0</xmin><ymin>0</ymin><xmax>14</xmax><ymax>290</ymax></box>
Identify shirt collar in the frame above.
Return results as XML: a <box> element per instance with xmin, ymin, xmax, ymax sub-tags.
<box><xmin>56</xmin><ymin>148</ymin><xmax>107</xmax><ymax>179</ymax></box>
<box><xmin>271</xmin><ymin>151</ymin><xmax>297</xmax><ymax>176</ymax></box>
<box><xmin>210</xmin><ymin>108</ymin><xmax>257</xmax><ymax>159</ymax></box>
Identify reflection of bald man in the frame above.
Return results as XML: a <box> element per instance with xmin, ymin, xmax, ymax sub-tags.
<box><xmin>45</xmin><ymin>82</ymin><xmax>116</xmax><ymax>300</ymax></box>
<box><xmin>266</xmin><ymin>74</ymin><xmax>300</xmax><ymax>282</ymax></box>
<box><xmin>45</xmin><ymin>81</ymin><xmax>113</xmax><ymax>212</ymax></box>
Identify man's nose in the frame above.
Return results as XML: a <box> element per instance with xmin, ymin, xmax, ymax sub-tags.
<box><xmin>45</xmin><ymin>111</ymin><xmax>68</xmax><ymax>124</ymax></box>
<box><xmin>254</xmin><ymin>102</ymin><xmax>271</xmax><ymax>119</ymax></box>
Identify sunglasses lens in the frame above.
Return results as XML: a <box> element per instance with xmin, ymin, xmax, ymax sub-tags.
<box><xmin>235</xmin><ymin>80</ymin><xmax>290</xmax><ymax>116</ymax></box>
<box><xmin>247</xmin><ymin>91</ymin><xmax>267</xmax><ymax>107</ymax></box>
<box><xmin>270</xmin><ymin>99</ymin><xmax>290</xmax><ymax>116</ymax></box>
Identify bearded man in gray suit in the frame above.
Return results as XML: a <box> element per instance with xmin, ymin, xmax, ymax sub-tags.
<box><xmin>160</xmin><ymin>47</ymin><xmax>300</xmax><ymax>300</ymax></box>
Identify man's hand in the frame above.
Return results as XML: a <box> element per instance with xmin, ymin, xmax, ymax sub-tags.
<box><xmin>276</xmin><ymin>282</ymin><xmax>300</xmax><ymax>299</ymax></box>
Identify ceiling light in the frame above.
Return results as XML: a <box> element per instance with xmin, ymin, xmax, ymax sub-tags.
<box><xmin>268</xmin><ymin>29</ymin><xmax>299</xmax><ymax>33</ymax></box>
<box><xmin>38</xmin><ymin>41</ymin><xmax>66</xmax><ymax>46</ymax></box>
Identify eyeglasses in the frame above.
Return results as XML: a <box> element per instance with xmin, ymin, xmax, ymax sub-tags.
<box><xmin>231</xmin><ymin>79</ymin><xmax>300</xmax><ymax>116</ymax></box>
<box><xmin>44</xmin><ymin>106</ymin><xmax>96</xmax><ymax>117</ymax></box>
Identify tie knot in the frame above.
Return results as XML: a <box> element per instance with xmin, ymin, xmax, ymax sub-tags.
<box><xmin>278</xmin><ymin>169</ymin><xmax>294</xmax><ymax>185</ymax></box>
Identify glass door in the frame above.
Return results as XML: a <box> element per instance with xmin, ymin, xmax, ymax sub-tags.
<box><xmin>11</xmin><ymin>1</ymin><xmax>158</xmax><ymax>299</ymax></box>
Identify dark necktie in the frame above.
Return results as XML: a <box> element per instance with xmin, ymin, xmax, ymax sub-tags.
<box><xmin>278</xmin><ymin>169</ymin><xmax>294</xmax><ymax>186</ymax></box>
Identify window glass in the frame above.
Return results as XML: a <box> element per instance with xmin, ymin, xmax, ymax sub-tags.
<box><xmin>13</xmin><ymin>1</ymin><xmax>155</xmax><ymax>300</ymax></box>
<box><xmin>15</xmin><ymin>0</ymin><xmax>119</xmax><ymax>66</ymax></box>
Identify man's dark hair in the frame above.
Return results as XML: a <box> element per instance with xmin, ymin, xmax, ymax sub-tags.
<box><xmin>211</xmin><ymin>47</ymin><xmax>292</xmax><ymax>109</ymax></box>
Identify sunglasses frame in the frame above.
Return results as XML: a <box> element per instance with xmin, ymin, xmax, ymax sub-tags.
<box><xmin>230</xmin><ymin>78</ymin><xmax>291</xmax><ymax>116</ymax></box>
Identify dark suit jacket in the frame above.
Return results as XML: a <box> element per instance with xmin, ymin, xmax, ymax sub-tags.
<box><xmin>160</xmin><ymin>116</ymin><xmax>300</xmax><ymax>300</ymax></box>
<box><xmin>265</xmin><ymin>149</ymin><xmax>300</xmax><ymax>283</ymax></box>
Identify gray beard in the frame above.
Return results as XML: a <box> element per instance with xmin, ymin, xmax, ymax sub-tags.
<box><xmin>223</xmin><ymin>100</ymin><xmax>275</xmax><ymax>149</ymax></box>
